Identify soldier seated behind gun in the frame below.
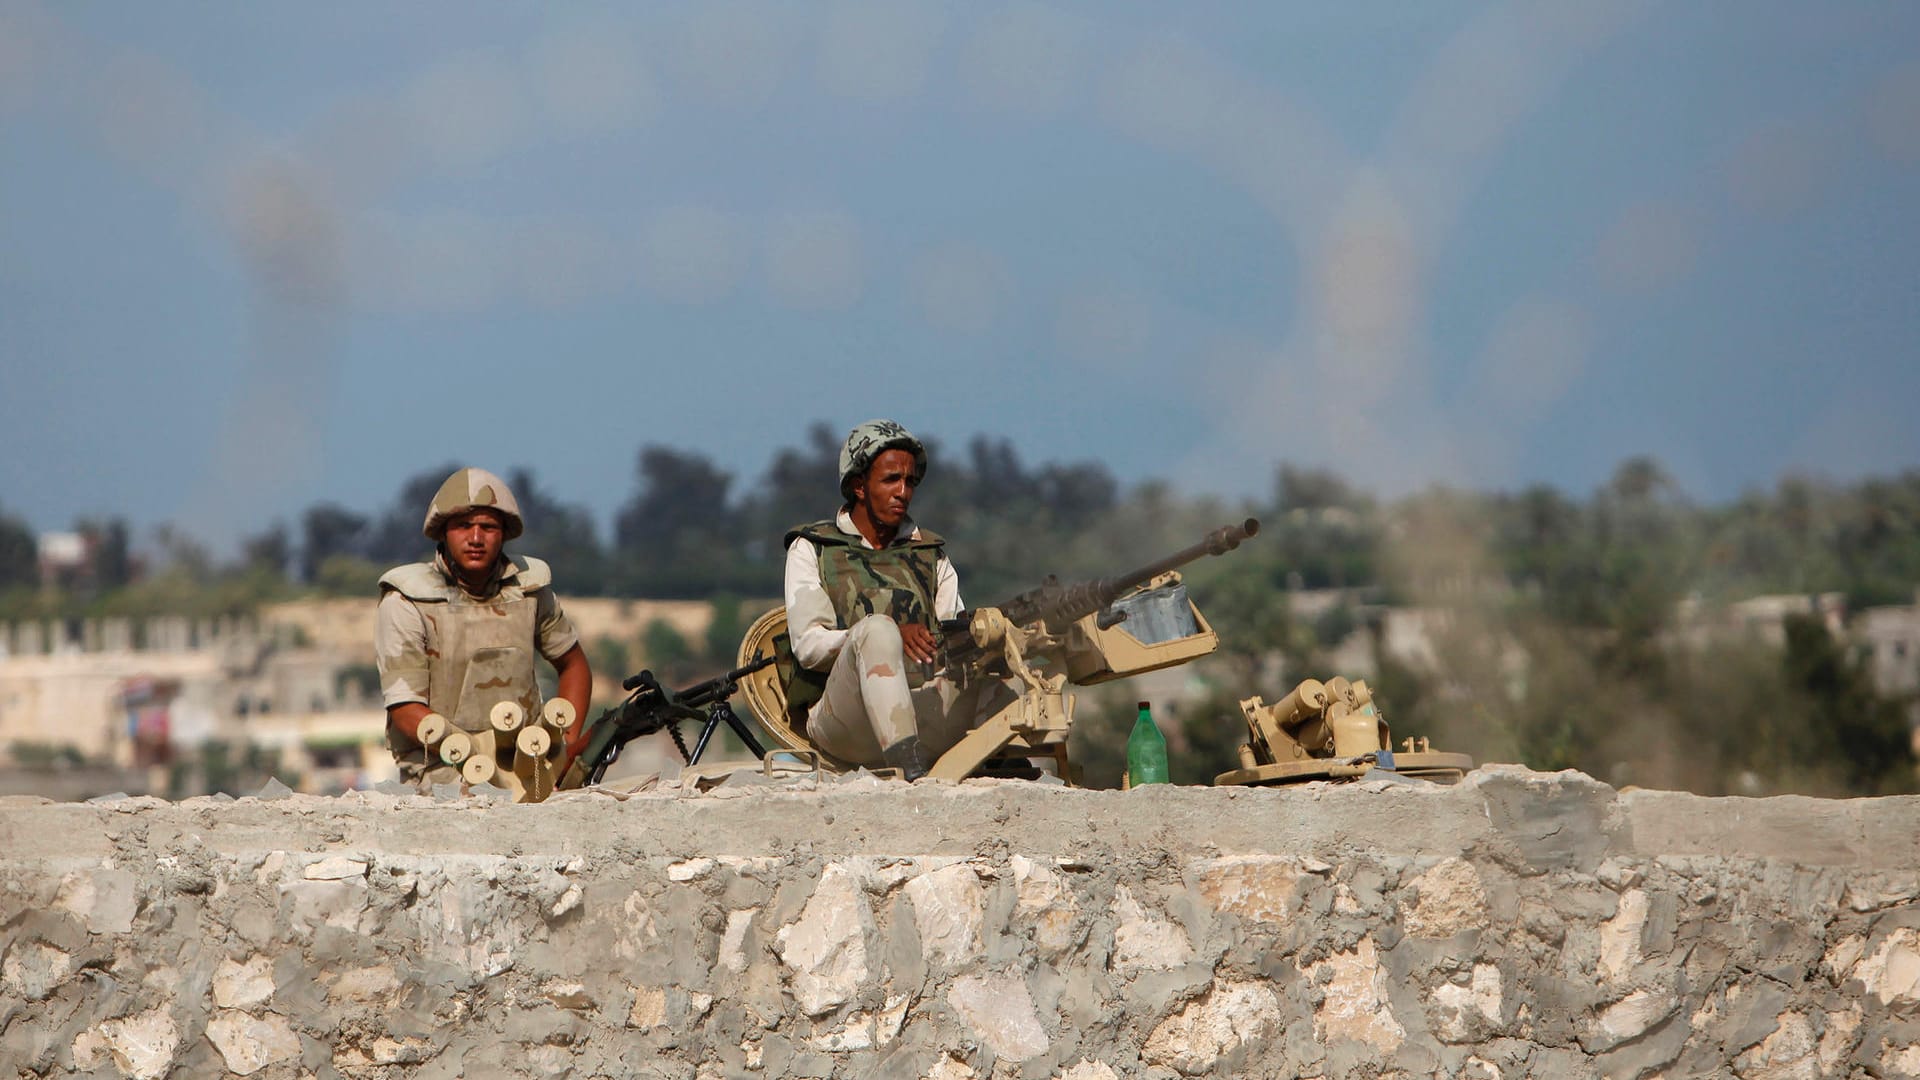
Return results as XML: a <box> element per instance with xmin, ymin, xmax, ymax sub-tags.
<box><xmin>782</xmin><ymin>420</ymin><xmax>1014</xmax><ymax>781</ymax></box>
<box><xmin>375</xmin><ymin>467</ymin><xmax>593</xmax><ymax>792</ymax></box>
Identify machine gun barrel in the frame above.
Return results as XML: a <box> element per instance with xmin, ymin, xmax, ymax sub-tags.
<box><xmin>582</xmin><ymin>654</ymin><xmax>776</xmax><ymax>780</ymax></box>
<box><xmin>621</xmin><ymin>653</ymin><xmax>775</xmax><ymax>707</ymax></box>
<box><xmin>943</xmin><ymin>518</ymin><xmax>1259</xmax><ymax>661</ymax></box>
<box><xmin>1024</xmin><ymin>517</ymin><xmax>1259</xmax><ymax>633</ymax></box>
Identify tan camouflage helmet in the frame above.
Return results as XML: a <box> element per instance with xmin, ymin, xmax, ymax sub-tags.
<box><xmin>839</xmin><ymin>419</ymin><xmax>928</xmax><ymax>502</ymax></box>
<box><xmin>422</xmin><ymin>467</ymin><xmax>524</xmax><ymax>541</ymax></box>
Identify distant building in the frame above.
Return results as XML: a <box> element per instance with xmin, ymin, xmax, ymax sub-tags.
<box><xmin>36</xmin><ymin>532</ymin><xmax>89</xmax><ymax>589</ymax></box>
<box><xmin>0</xmin><ymin>613</ymin><xmax>390</xmax><ymax>792</ymax></box>
<box><xmin>0</xmin><ymin>596</ymin><xmax>722</xmax><ymax>796</ymax></box>
<box><xmin>1855</xmin><ymin>593</ymin><xmax>1920</xmax><ymax>734</ymax></box>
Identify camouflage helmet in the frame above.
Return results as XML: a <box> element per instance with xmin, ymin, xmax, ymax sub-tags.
<box><xmin>422</xmin><ymin>467</ymin><xmax>524</xmax><ymax>541</ymax></box>
<box><xmin>839</xmin><ymin>419</ymin><xmax>928</xmax><ymax>502</ymax></box>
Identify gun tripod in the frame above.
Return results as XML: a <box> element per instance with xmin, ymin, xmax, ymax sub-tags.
<box><xmin>676</xmin><ymin>700</ymin><xmax>769</xmax><ymax>766</ymax></box>
<box><xmin>581</xmin><ymin>655</ymin><xmax>779</xmax><ymax>787</ymax></box>
<box><xmin>585</xmin><ymin>702</ymin><xmax>771</xmax><ymax>785</ymax></box>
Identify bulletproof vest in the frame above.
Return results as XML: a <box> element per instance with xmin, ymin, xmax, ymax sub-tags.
<box><xmin>788</xmin><ymin>519</ymin><xmax>944</xmax><ymax>632</ymax></box>
<box><xmin>779</xmin><ymin>519</ymin><xmax>945</xmax><ymax>722</ymax></box>
<box><xmin>379</xmin><ymin>555</ymin><xmax>551</xmax><ymax>735</ymax></box>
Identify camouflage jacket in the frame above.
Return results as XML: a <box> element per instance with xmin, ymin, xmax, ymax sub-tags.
<box><xmin>781</xmin><ymin>511</ymin><xmax>961</xmax><ymax>672</ymax></box>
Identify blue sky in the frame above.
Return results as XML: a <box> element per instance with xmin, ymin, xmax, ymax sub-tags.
<box><xmin>2</xmin><ymin>1</ymin><xmax>1917</xmax><ymax>550</ymax></box>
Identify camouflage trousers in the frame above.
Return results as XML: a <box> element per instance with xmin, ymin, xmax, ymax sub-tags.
<box><xmin>809</xmin><ymin>614</ymin><xmax>1014</xmax><ymax>767</ymax></box>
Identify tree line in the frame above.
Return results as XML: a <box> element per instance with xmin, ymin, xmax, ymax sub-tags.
<box><xmin>2</xmin><ymin>431</ymin><xmax>1917</xmax><ymax>797</ymax></box>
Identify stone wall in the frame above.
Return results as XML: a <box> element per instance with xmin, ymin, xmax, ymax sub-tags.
<box><xmin>2</xmin><ymin>767</ymin><xmax>1918</xmax><ymax>1078</ymax></box>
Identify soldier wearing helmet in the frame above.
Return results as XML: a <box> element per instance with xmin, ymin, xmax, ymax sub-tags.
<box><xmin>374</xmin><ymin>467</ymin><xmax>593</xmax><ymax>792</ymax></box>
<box><xmin>781</xmin><ymin>420</ymin><xmax>1013</xmax><ymax>780</ymax></box>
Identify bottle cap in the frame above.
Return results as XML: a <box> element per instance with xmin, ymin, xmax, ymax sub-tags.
<box><xmin>1137</xmin><ymin>701</ymin><xmax>1150</xmax><ymax>710</ymax></box>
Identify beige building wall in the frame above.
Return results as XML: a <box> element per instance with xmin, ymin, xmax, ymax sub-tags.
<box><xmin>0</xmin><ymin>651</ymin><xmax>223</xmax><ymax>762</ymax></box>
<box><xmin>260</xmin><ymin>596</ymin><xmax>726</xmax><ymax>658</ymax></box>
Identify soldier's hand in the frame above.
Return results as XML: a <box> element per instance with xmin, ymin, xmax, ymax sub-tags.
<box><xmin>896</xmin><ymin>620</ymin><xmax>938</xmax><ymax>664</ymax></box>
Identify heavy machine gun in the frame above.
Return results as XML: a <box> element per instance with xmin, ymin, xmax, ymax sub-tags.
<box><xmin>938</xmin><ymin>518</ymin><xmax>1259</xmax><ymax>673</ymax></box>
<box><xmin>732</xmin><ymin>520</ymin><xmax>1261</xmax><ymax>784</ymax></box>
<box><xmin>569</xmin><ymin>654</ymin><xmax>775</xmax><ymax>787</ymax></box>
<box><xmin>922</xmin><ymin>519</ymin><xmax>1258</xmax><ymax>780</ymax></box>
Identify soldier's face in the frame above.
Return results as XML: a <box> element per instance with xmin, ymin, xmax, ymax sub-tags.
<box><xmin>856</xmin><ymin>449</ymin><xmax>919</xmax><ymax>528</ymax></box>
<box><xmin>444</xmin><ymin>509</ymin><xmax>507</xmax><ymax>578</ymax></box>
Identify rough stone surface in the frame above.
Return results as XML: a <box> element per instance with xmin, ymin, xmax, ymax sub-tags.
<box><xmin>905</xmin><ymin>862</ymin><xmax>986</xmax><ymax>969</ymax></box>
<box><xmin>1404</xmin><ymin>856</ymin><xmax>1490</xmax><ymax>938</ymax></box>
<box><xmin>4</xmin><ymin>766</ymin><xmax>1920</xmax><ymax>1077</ymax></box>
<box><xmin>1598</xmin><ymin>886</ymin><xmax>1649</xmax><ymax>982</ymax></box>
<box><xmin>1858</xmin><ymin>926</ymin><xmax>1920</xmax><ymax>1005</ymax></box>
<box><xmin>1190</xmin><ymin>853</ymin><xmax>1321</xmax><ymax>923</ymax></box>
<box><xmin>1431</xmin><ymin>963</ymin><xmax>1503</xmax><ymax>1042</ymax></box>
<box><xmin>773</xmin><ymin>861</ymin><xmax>871</xmax><ymax>1016</ymax></box>
<box><xmin>211</xmin><ymin>955</ymin><xmax>275</xmax><ymax>1010</ymax></box>
<box><xmin>2</xmin><ymin>939</ymin><xmax>73</xmax><ymax>1001</ymax></box>
<box><xmin>1304</xmin><ymin>935</ymin><xmax>1406</xmax><ymax>1053</ymax></box>
<box><xmin>205</xmin><ymin>1010</ymin><xmax>302</xmax><ymax>1075</ymax></box>
<box><xmin>89</xmin><ymin>1007</ymin><xmax>181</xmax><ymax>1080</ymax></box>
<box><xmin>924</xmin><ymin>1053</ymin><xmax>976</xmax><ymax>1080</ymax></box>
<box><xmin>948</xmin><ymin>972</ymin><xmax>1049</xmax><ymax>1061</ymax></box>
<box><xmin>1110</xmin><ymin>883</ymin><xmax>1192</xmax><ymax>972</ymax></box>
<box><xmin>53</xmin><ymin>867</ymin><xmax>139</xmax><ymax>933</ymax></box>
<box><xmin>1010</xmin><ymin>854</ymin><xmax>1079</xmax><ymax>957</ymax></box>
<box><xmin>1142</xmin><ymin>979</ymin><xmax>1284</xmax><ymax>1075</ymax></box>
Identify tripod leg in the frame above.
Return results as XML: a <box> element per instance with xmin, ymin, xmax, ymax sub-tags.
<box><xmin>688</xmin><ymin>713</ymin><xmax>721</xmax><ymax>764</ymax></box>
<box><xmin>687</xmin><ymin>704</ymin><xmax>769</xmax><ymax>765</ymax></box>
<box><xmin>719</xmin><ymin>704</ymin><xmax>768</xmax><ymax>759</ymax></box>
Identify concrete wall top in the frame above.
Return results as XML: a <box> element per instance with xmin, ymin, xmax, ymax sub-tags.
<box><xmin>4</xmin><ymin>766</ymin><xmax>1914</xmax><ymax>873</ymax></box>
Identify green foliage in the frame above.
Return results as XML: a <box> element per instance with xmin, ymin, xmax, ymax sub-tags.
<box><xmin>1067</xmin><ymin>682</ymin><xmax>1255</xmax><ymax>789</ymax></box>
<box><xmin>0</xmin><ymin>506</ymin><xmax>35</xmax><ymax>590</ymax></box>
<box><xmin>1066</xmin><ymin>688</ymin><xmax>1134</xmax><ymax>790</ymax></box>
<box><xmin>1778</xmin><ymin>614</ymin><xmax>1913</xmax><ymax>794</ymax></box>
<box><xmin>9</xmin><ymin>741</ymin><xmax>89</xmax><ymax>768</ymax></box>
<box><xmin>0</xmin><ymin>585</ymin><xmax>59</xmax><ymax>623</ymax></box>
<box><xmin>301</xmin><ymin>504</ymin><xmax>370</xmax><ymax>584</ymax></box>
<box><xmin>613</xmin><ymin>449</ymin><xmax>753</xmax><ymax>597</ymax></box>
<box><xmin>1264</xmin><ymin>468</ymin><xmax>1379</xmax><ymax>589</ymax></box>
<box><xmin>510</xmin><ymin>468</ymin><xmax>606</xmax><ymax>593</ymax></box>
<box><xmin>1173</xmin><ymin>688</ymin><xmax>1254</xmax><ymax>786</ymax></box>
<box><xmin>78</xmin><ymin>518</ymin><xmax>133</xmax><ymax>589</ymax></box>
<box><xmin>588</xmin><ymin>634</ymin><xmax>632</xmax><ymax>684</ymax></box>
<box><xmin>314</xmin><ymin>555</ymin><xmax>384</xmax><ymax>597</ymax></box>
<box><xmin>240</xmin><ymin>522</ymin><xmax>293</xmax><ymax>577</ymax></box>
<box><xmin>168</xmin><ymin>740</ymin><xmax>285</xmax><ymax>799</ymax></box>
<box><xmin>87</xmin><ymin>564</ymin><xmax>286</xmax><ymax>619</ymax></box>
<box><xmin>360</xmin><ymin>464</ymin><xmax>459</xmax><ymax>567</ymax></box>
<box><xmin>640</xmin><ymin>618</ymin><xmax>697</xmax><ymax>681</ymax></box>
<box><xmin>1188</xmin><ymin>553</ymin><xmax>1312</xmax><ymax>685</ymax></box>
<box><xmin>704</xmin><ymin>594</ymin><xmax>746</xmax><ymax>667</ymax></box>
<box><xmin>1312</xmin><ymin>603</ymin><xmax>1358</xmax><ymax>650</ymax></box>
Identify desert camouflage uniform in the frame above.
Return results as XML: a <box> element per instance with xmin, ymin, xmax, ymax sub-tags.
<box><xmin>781</xmin><ymin>421</ymin><xmax>1011</xmax><ymax>770</ymax></box>
<box><xmin>376</xmin><ymin>554</ymin><xmax>579</xmax><ymax>789</ymax></box>
<box><xmin>374</xmin><ymin>468</ymin><xmax>580</xmax><ymax>792</ymax></box>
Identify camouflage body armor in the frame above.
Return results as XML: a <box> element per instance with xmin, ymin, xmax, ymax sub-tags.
<box><xmin>379</xmin><ymin>556</ymin><xmax>552</xmax><ymax>736</ymax></box>
<box><xmin>780</xmin><ymin>519</ymin><xmax>945</xmax><ymax>720</ymax></box>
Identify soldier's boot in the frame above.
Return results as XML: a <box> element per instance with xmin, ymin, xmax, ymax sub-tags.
<box><xmin>881</xmin><ymin>735</ymin><xmax>931</xmax><ymax>782</ymax></box>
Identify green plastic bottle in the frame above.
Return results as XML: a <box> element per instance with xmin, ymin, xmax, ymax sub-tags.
<box><xmin>1126</xmin><ymin>700</ymin><xmax>1170</xmax><ymax>787</ymax></box>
